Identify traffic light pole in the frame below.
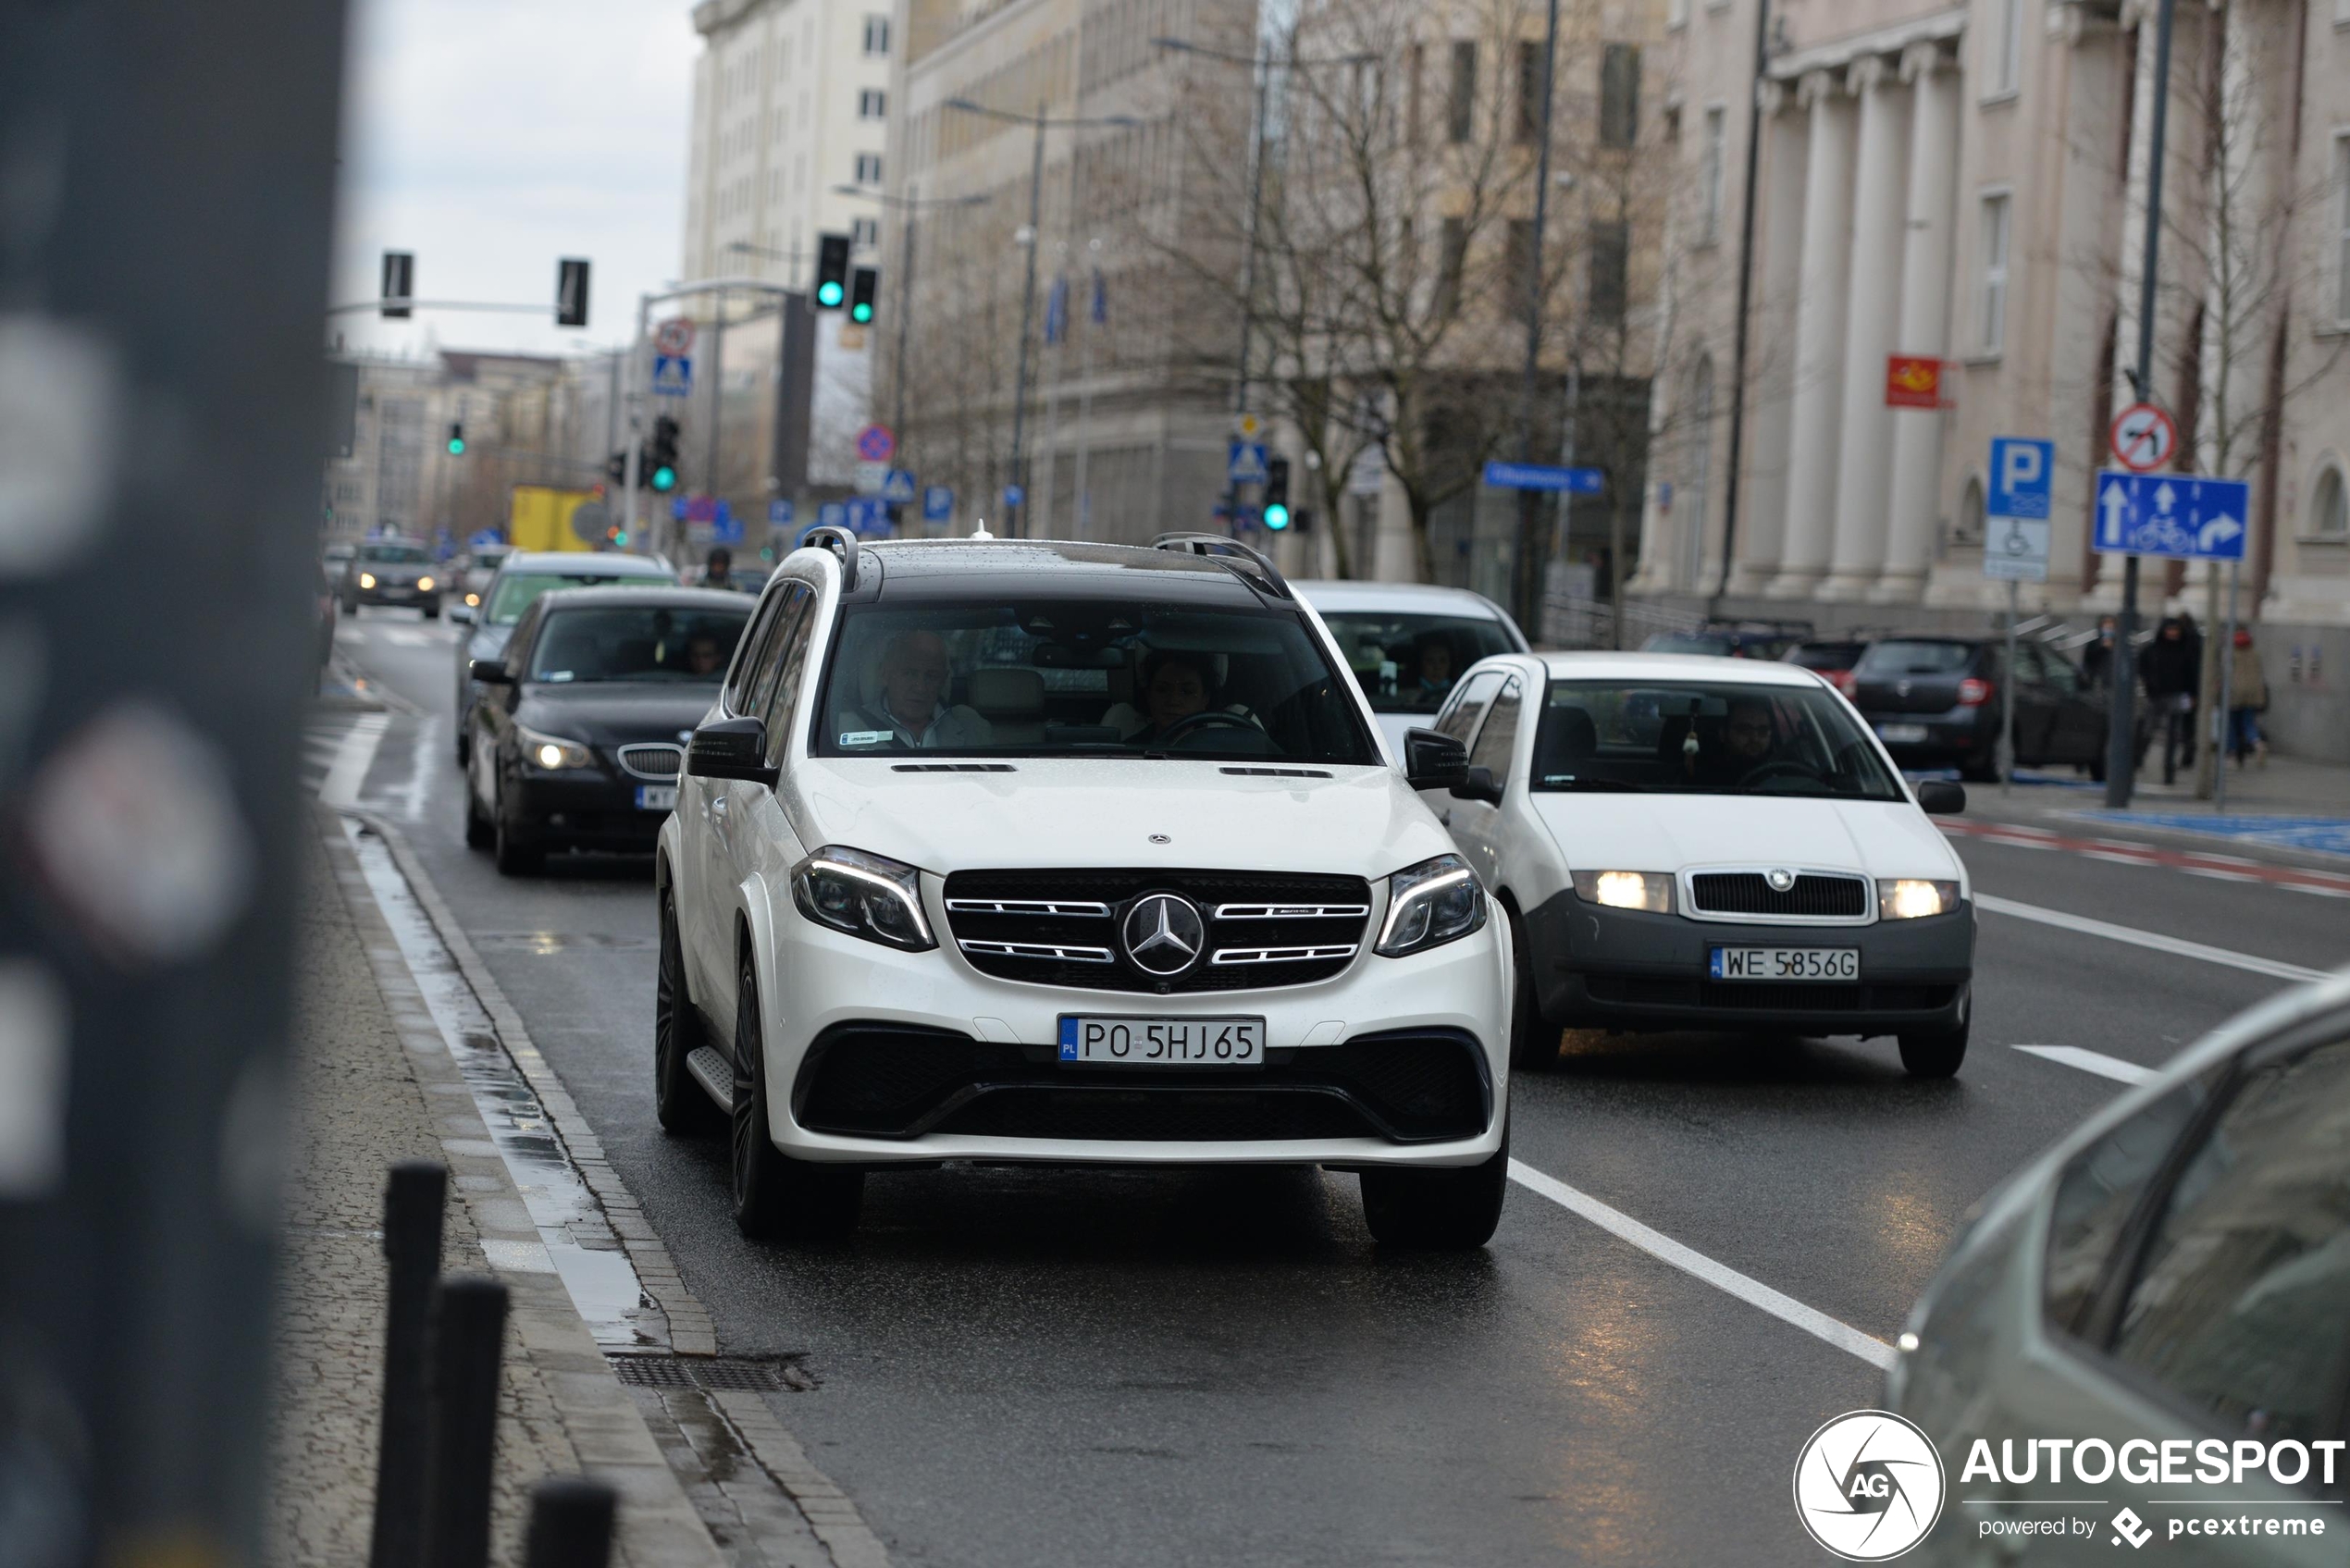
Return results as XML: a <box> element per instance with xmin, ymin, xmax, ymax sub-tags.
<box><xmin>625</xmin><ymin>277</ymin><xmax>800</xmax><ymax>562</ymax></box>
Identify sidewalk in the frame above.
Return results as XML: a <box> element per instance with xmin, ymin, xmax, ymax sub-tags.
<box><xmin>1971</xmin><ymin>752</ymin><xmax>2350</xmax><ymax>864</ymax></box>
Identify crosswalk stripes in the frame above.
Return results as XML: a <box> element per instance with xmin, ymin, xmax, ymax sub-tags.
<box><xmin>303</xmin><ymin>710</ymin><xmax>390</xmax><ymax>804</ymax></box>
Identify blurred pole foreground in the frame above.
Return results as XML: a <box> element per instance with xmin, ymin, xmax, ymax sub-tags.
<box><xmin>372</xmin><ymin>1163</ymin><xmax>449</xmax><ymax>1568</ymax></box>
<box><xmin>0</xmin><ymin>3</ymin><xmax>349</xmax><ymax>1565</ymax></box>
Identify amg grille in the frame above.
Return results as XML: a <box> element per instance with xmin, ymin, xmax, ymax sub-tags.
<box><xmin>1688</xmin><ymin>871</ymin><xmax>1868</xmax><ymax>919</ymax></box>
<box><xmin>940</xmin><ymin>869</ymin><xmax>1371</xmax><ymax>993</ymax></box>
<box><xmin>791</xmin><ymin>1024</ymin><xmax>1490</xmax><ymax>1142</ymax></box>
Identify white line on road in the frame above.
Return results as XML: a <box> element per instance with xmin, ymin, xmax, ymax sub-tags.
<box><xmin>1506</xmin><ymin>1160</ymin><xmax>1897</xmax><ymax>1371</ymax></box>
<box><xmin>318</xmin><ymin>712</ymin><xmax>390</xmax><ymax>807</ymax></box>
<box><xmin>2011</xmin><ymin>1044</ymin><xmax>2157</xmax><ymax>1085</ymax></box>
<box><xmin>1974</xmin><ymin>894</ymin><xmax>2328</xmax><ymax>983</ymax></box>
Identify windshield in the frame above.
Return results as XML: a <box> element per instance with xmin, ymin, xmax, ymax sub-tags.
<box><xmin>1318</xmin><ymin>611</ymin><xmax>1519</xmax><ymax>713</ymax></box>
<box><xmin>487</xmin><ymin>568</ymin><xmax>661</xmax><ymax>625</ymax></box>
<box><xmin>1642</xmin><ymin>633</ymin><xmax>1732</xmax><ymax>656</ymax></box>
<box><xmin>811</xmin><ymin>599</ymin><xmax>1378</xmax><ymax>763</ymax></box>
<box><xmin>527</xmin><ymin>605</ymin><xmax>749</xmax><ymax>684</ymax></box>
<box><xmin>1532</xmin><ymin>680</ymin><xmax>1905</xmax><ymax>800</ymax></box>
<box><xmin>359</xmin><ymin>544</ymin><xmax>429</xmax><ymax>564</ymax></box>
<box><xmin>1856</xmin><ymin>640</ymin><xmax>1974</xmax><ymax>677</ymax></box>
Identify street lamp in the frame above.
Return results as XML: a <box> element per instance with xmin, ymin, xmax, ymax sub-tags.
<box><xmin>943</xmin><ymin>97</ymin><xmax>1137</xmax><ymax>537</ymax></box>
<box><xmin>831</xmin><ymin>184</ymin><xmax>991</xmax><ymax>448</ymax></box>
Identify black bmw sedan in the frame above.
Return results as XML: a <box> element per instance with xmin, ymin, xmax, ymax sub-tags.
<box><xmin>464</xmin><ymin>586</ymin><xmax>752</xmax><ymax>873</ymax></box>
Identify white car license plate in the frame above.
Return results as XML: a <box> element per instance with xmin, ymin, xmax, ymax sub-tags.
<box><xmin>635</xmin><ymin>784</ymin><xmax>678</xmax><ymax>811</ymax></box>
<box><xmin>1710</xmin><ymin>947</ymin><xmax>1860</xmax><ymax>982</ymax></box>
<box><xmin>1875</xmin><ymin>722</ymin><xmax>1929</xmax><ymax>745</ymax></box>
<box><xmin>1058</xmin><ymin>1015</ymin><xmax>1265</xmax><ymax>1067</ymax></box>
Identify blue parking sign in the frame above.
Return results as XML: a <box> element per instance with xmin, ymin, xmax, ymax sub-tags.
<box><xmin>922</xmin><ymin>485</ymin><xmax>954</xmax><ymax>523</ymax></box>
<box><xmin>1987</xmin><ymin>438</ymin><xmax>2054</xmax><ymax>521</ymax></box>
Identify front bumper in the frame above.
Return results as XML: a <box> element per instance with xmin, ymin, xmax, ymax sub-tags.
<box><xmin>356</xmin><ymin>580</ymin><xmax>434</xmax><ymax>606</ymax></box>
<box><xmin>505</xmin><ymin>768</ymin><xmax>673</xmax><ymax>851</ymax></box>
<box><xmin>744</xmin><ymin>895</ymin><xmax>1513</xmax><ymax>1168</ymax></box>
<box><xmin>1524</xmin><ymin>889</ymin><xmax>1973</xmax><ymax>1036</ymax></box>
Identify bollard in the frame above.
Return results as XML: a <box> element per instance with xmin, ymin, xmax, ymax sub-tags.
<box><xmin>421</xmin><ymin>1275</ymin><xmax>511</xmax><ymax>1568</ymax></box>
<box><xmin>371</xmin><ymin>1160</ymin><xmax>449</xmax><ymax>1568</ymax></box>
<box><xmin>524</xmin><ymin>1477</ymin><xmax>618</xmax><ymax>1568</ymax></box>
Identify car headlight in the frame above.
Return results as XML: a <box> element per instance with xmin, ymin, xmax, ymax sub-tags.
<box><xmin>1571</xmin><ymin>870</ymin><xmax>1675</xmax><ymax>914</ymax></box>
<box><xmin>1877</xmin><ymin>879</ymin><xmax>1960</xmax><ymax>920</ymax></box>
<box><xmin>358</xmin><ymin>573</ymin><xmax>377</xmax><ymax>589</ymax></box>
<box><xmin>1375</xmin><ymin>853</ymin><xmax>1487</xmax><ymax>958</ymax></box>
<box><xmin>792</xmin><ymin>846</ymin><xmax>935</xmax><ymax>951</ymax></box>
<box><xmin>516</xmin><ymin>722</ymin><xmax>594</xmax><ymax>771</ymax></box>
<box><xmin>464</xmin><ymin>591</ymin><xmax>480</xmax><ymax>606</ymax></box>
<box><xmin>416</xmin><ymin>575</ymin><xmax>435</xmax><ymax>591</ymax></box>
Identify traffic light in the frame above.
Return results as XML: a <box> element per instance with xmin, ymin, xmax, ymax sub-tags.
<box><xmin>446</xmin><ymin>423</ymin><xmax>465</xmax><ymax>456</ymax></box>
<box><xmin>814</xmin><ymin>233</ymin><xmax>851</xmax><ymax>309</ymax></box>
<box><xmin>646</xmin><ymin>415</ymin><xmax>680</xmax><ymax>493</ymax></box>
<box><xmin>556</xmin><ymin>257</ymin><xmax>590</xmax><ymax>327</ymax></box>
<box><xmin>1262</xmin><ymin>455</ymin><xmax>1291</xmax><ymax>530</ymax></box>
<box><xmin>848</xmin><ymin>266</ymin><xmax>879</xmax><ymax>325</ymax></box>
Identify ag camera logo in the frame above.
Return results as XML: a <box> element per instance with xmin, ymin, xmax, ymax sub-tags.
<box><xmin>1794</xmin><ymin>1410</ymin><xmax>1947</xmax><ymax>1561</ymax></box>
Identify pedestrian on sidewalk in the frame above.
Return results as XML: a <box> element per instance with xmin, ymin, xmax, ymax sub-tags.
<box><xmin>2083</xmin><ymin>614</ymin><xmax>2120</xmax><ymax>687</ymax></box>
<box><xmin>2142</xmin><ymin>614</ymin><xmax>2202</xmax><ymax>780</ymax></box>
<box><xmin>2228</xmin><ymin>626</ymin><xmax>2270</xmax><ymax>768</ymax></box>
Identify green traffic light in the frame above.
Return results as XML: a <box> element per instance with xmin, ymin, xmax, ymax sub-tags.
<box><xmin>817</xmin><ymin>281</ymin><xmax>844</xmax><ymax>307</ymax></box>
<box><xmin>447</xmin><ymin>437</ymin><xmax>465</xmax><ymax>456</ymax></box>
<box><xmin>651</xmin><ymin>465</ymin><xmax>676</xmax><ymax>492</ymax></box>
<box><xmin>850</xmin><ymin>302</ymin><xmax>872</xmax><ymax>324</ymax></box>
<box><xmin>613</xmin><ymin>530</ymin><xmax>628</xmax><ymax>547</ymax></box>
<box><xmin>1263</xmin><ymin>503</ymin><xmax>1291</xmax><ymax>531</ymax></box>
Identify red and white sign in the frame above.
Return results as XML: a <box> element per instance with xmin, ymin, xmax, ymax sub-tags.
<box><xmin>1884</xmin><ymin>355</ymin><xmax>1947</xmax><ymax>410</ymax></box>
<box><xmin>2109</xmin><ymin>402</ymin><xmax>2176</xmax><ymax>474</ymax></box>
<box><xmin>654</xmin><ymin>317</ymin><xmax>697</xmax><ymax>356</ymax></box>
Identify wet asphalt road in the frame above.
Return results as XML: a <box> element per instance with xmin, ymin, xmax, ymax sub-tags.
<box><xmin>325</xmin><ymin>609</ymin><xmax>2346</xmax><ymax>1567</ymax></box>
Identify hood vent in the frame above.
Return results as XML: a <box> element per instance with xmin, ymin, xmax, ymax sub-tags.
<box><xmin>1219</xmin><ymin>767</ymin><xmax>1332</xmax><ymax>779</ymax></box>
<box><xmin>891</xmin><ymin>762</ymin><xmax>1017</xmax><ymax>772</ymax></box>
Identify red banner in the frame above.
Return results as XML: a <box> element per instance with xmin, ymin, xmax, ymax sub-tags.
<box><xmin>1885</xmin><ymin>354</ymin><xmax>1945</xmax><ymax>410</ymax></box>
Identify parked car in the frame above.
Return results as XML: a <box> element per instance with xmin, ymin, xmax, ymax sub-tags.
<box><xmin>464</xmin><ymin>586</ymin><xmax>753</xmax><ymax>872</ymax></box>
<box><xmin>1423</xmin><ymin>650</ymin><xmax>1974</xmax><ymax>1077</ymax></box>
<box><xmin>1886</xmin><ymin>968</ymin><xmax>2350</xmax><ymax>1562</ymax></box>
<box><xmin>1295</xmin><ymin>579</ymin><xmax>1530</xmax><ymax>758</ymax></box>
<box><xmin>452</xmin><ymin>549</ymin><xmax>676</xmax><ymax>766</ymax></box>
<box><xmin>1641</xmin><ymin>620</ymin><xmax>1813</xmax><ymax>661</ymax></box>
<box><xmin>340</xmin><ymin>537</ymin><xmax>441</xmax><ymax>617</ymax></box>
<box><xmin>1784</xmin><ymin>636</ymin><xmax>1876</xmax><ymax>697</ymax></box>
<box><xmin>455</xmin><ymin>544</ymin><xmax>512</xmax><ymax>612</ymax></box>
<box><xmin>1849</xmin><ymin>635</ymin><xmax>2109</xmax><ymax>783</ymax></box>
<box><xmin>659</xmin><ymin>531</ymin><xmax>1512</xmax><ymax>1247</ymax></box>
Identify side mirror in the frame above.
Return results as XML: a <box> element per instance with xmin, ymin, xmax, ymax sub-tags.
<box><xmin>1450</xmin><ymin>765</ymin><xmax>1505</xmax><ymax>806</ymax></box>
<box><xmin>686</xmin><ymin>716</ymin><xmax>778</xmax><ymax>787</ymax></box>
<box><xmin>1915</xmin><ymin>780</ymin><xmax>1966</xmax><ymax>815</ymax></box>
<box><xmin>467</xmin><ymin>658</ymin><xmax>513</xmax><ymax>685</ymax></box>
<box><xmin>1402</xmin><ymin>727</ymin><xmax>1469</xmax><ymax>791</ymax></box>
<box><xmin>450</xmin><ymin>602</ymin><xmax>476</xmax><ymax>625</ymax></box>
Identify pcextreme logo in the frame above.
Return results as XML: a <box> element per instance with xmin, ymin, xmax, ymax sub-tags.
<box><xmin>1794</xmin><ymin>1411</ymin><xmax>1948</xmax><ymax>1562</ymax></box>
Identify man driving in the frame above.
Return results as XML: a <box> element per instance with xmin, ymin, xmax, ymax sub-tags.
<box><xmin>840</xmin><ymin>630</ymin><xmax>992</xmax><ymax>748</ymax></box>
<box><xmin>1412</xmin><ymin>636</ymin><xmax>1457</xmax><ymax>703</ymax></box>
<box><xmin>685</xmin><ymin>633</ymin><xmax>727</xmax><ymax>678</ymax></box>
<box><xmin>1689</xmin><ymin>695</ymin><xmax>1780</xmax><ymax>787</ymax></box>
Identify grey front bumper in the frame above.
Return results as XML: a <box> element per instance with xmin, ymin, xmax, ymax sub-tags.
<box><xmin>1524</xmin><ymin>890</ymin><xmax>1973</xmax><ymax>1036</ymax></box>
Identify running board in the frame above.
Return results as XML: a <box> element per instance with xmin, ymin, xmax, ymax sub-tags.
<box><xmin>686</xmin><ymin>1045</ymin><xmax>735</xmax><ymax>1114</ymax></box>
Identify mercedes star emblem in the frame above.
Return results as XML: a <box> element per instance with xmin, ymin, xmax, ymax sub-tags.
<box><xmin>1121</xmin><ymin>893</ymin><xmax>1204</xmax><ymax>976</ymax></box>
<box><xmin>1765</xmin><ymin>869</ymin><xmax>1796</xmax><ymax>893</ymax></box>
<box><xmin>1148</xmin><ymin>833</ymin><xmax>1171</xmax><ymax>845</ymax></box>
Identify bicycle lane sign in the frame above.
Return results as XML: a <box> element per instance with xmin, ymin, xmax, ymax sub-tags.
<box><xmin>2090</xmin><ymin>470</ymin><xmax>2250</xmax><ymax>562</ymax></box>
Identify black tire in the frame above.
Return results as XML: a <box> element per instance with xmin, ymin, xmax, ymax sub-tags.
<box><xmin>730</xmin><ymin>955</ymin><xmax>863</xmax><ymax>1241</ymax></box>
<box><xmin>655</xmin><ymin>891</ymin><xmax>718</xmax><ymax>1134</ymax></box>
<box><xmin>1959</xmin><ymin>754</ymin><xmax>1999</xmax><ymax>784</ymax></box>
<box><xmin>422</xmin><ymin>602</ymin><xmax>440</xmax><ymax>621</ymax></box>
<box><xmin>492</xmin><ymin>780</ymin><xmax>543</xmax><ymax>876</ymax></box>
<box><xmin>455</xmin><ymin>728</ymin><xmax>470</xmax><ymax>769</ymax></box>
<box><xmin>1898</xmin><ymin>1016</ymin><xmax>1970</xmax><ymax>1079</ymax></box>
<box><xmin>1505</xmin><ymin>906</ymin><xmax>1557</xmax><ymax>1072</ymax></box>
<box><xmin>464</xmin><ymin>775</ymin><xmax>493</xmax><ymax>850</ymax></box>
<box><xmin>2087</xmin><ymin>747</ymin><xmax>2108</xmax><ymax>783</ymax></box>
<box><xmin>1359</xmin><ymin>1123</ymin><xmax>1509</xmax><ymax>1251</ymax></box>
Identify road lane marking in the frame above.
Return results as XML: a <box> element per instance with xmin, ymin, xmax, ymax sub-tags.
<box><xmin>1944</xmin><ymin>818</ymin><xmax>2350</xmax><ymax>896</ymax></box>
<box><xmin>2011</xmin><ymin>1044</ymin><xmax>2156</xmax><ymax>1085</ymax></box>
<box><xmin>1973</xmin><ymin>894</ymin><xmax>2329</xmax><ymax>982</ymax></box>
<box><xmin>1506</xmin><ymin>1160</ymin><xmax>1896</xmax><ymax>1370</ymax></box>
<box><xmin>318</xmin><ymin>711</ymin><xmax>389</xmax><ymax>807</ymax></box>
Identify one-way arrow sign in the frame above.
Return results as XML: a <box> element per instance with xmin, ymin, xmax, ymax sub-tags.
<box><xmin>2089</xmin><ymin>469</ymin><xmax>2251</xmax><ymax>562</ymax></box>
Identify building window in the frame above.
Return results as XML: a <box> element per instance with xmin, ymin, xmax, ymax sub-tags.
<box><xmin>2314</xmin><ymin>464</ymin><xmax>2350</xmax><ymax>537</ymax></box>
<box><xmin>1436</xmin><ymin>217</ymin><xmax>1467</xmax><ymax>317</ymax></box>
<box><xmin>1447</xmin><ymin>42</ymin><xmax>1476</xmax><ymax>143</ymax></box>
<box><xmin>1588</xmin><ymin>220</ymin><xmax>1629</xmax><ymax>323</ymax></box>
<box><xmin>2335</xmin><ymin>133</ymin><xmax>2350</xmax><ymax>322</ymax></box>
<box><xmin>1988</xmin><ymin>0</ymin><xmax>2023</xmax><ymax>96</ymax></box>
<box><xmin>854</xmin><ymin>152</ymin><xmax>884</xmax><ymax>185</ymax></box>
<box><xmin>1978</xmin><ymin>191</ymin><xmax>2011</xmax><ymax>352</ymax></box>
<box><xmin>1515</xmin><ymin>42</ymin><xmax>1543</xmax><ymax>144</ymax></box>
<box><xmin>863</xmin><ymin>15</ymin><xmax>889</xmax><ymax>55</ymax></box>
<box><xmin>1700</xmin><ymin>105</ymin><xmax>1725</xmax><ymax>243</ymax></box>
<box><xmin>859</xmin><ymin>89</ymin><xmax>886</xmax><ymax>118</ymax></box>
<box><xmin>852</xmin><ymin>216</ymin><xmax>880</xmax><ymax>251</ymax></box>
<box><xmin>1600</xmin><ymin>44</ymin><xmax>1640</xmax><ymax>148</ymax></box>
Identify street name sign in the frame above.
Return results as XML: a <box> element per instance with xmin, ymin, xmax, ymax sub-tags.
<box><xmin>2091</xmin><ymin>471</ymin><xmax>2250</xmax><ymax>562</ymax></box>
<box><xmin>1983</xmin><ymin>437</ymin><xmax>2054</xmax><ymax>584</ymax></box>
<box><xmin>922</xmin><ymin>486</ymin><xmax>954</xmax><ymax>523</ymax></box>
<box><xmin>651</xmin><ymin>355</ymin><xmax>693</xmax><ymax>398</ymax></box>
<box><xmin>1482</xmin><ymin>460</ymin><xmax>1604</xmax><ymax>494</ymax></box>
<box><xmin>2108</xmin><ymin>402</ymin><xmax>2176</xmax><ymax>474</ymax></box>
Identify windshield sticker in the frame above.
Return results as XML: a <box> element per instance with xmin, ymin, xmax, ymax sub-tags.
<box><xmin>839</xmin><ymin>730</ymin><xmax>892</xmax><ymax>747</ymax></box>
<box><xmin>543</xmin><ymin>671</ymin><xmax>573</xmax><ymax>683</ymax></box>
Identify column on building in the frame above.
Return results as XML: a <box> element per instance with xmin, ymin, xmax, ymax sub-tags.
<box><xmin>1820</xmin><ymin>56</ymin><xmax>1912</xmax><ymax>600</ymax></box>
<box><xmin>1765</xmin><ymin>68</ymin><xmax>1858</xmax><ymax>600</ymax></box>
<box><xmin>1726</xmin><ymin>80</ymin><xmax>1806</xmax><ymax>595</ymax></box>
<box><xmin>1874</xmin><ymin>43</ymin><xmax>1960</xmax><ymax>603</ymax></box>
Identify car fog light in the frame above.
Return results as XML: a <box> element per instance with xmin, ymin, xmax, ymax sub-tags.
<box><xmin>1572</xmin><ymin>870</ymin><xmax>1674</xmax><ymax>914</ymax></box>
<box><xmin>1877</xmin><ymin>879</ymin><xmax>1960</xmax><ymax>920</ymax></box>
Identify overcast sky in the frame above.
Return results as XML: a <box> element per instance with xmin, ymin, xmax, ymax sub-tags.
<box><xmin>330</xmin><ymin>0</ymin><xmax>700</xmax><ymax>361</ymax></box>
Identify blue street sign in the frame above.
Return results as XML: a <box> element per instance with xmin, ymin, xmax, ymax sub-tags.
<box><xmin>711</xmin><ymin>500</ymin><xmax>742</xmax><ymax>544</ymax></box>
<box><xmin>844</xmin><ymin>496</ymin><xmax>891</xmax><ymax>536</ymax></box>
<box><xmin>880</xmin><ymin>468</ymin><xmax>917</xmax><ymax>504</ymax></box>
<box><xmin>2091</xmin><ymin>470</ymin><xmax>2251</xmax><ymax>562</ymax></box>
<box><xmin>922</xmin><ymin>485</ymin><xmax>954</xmax><ymax>523</ymax></box>
<box><xmin>468</xmin><ymin>529</ymin><xmax>502</xmax><ymax>549</ymax></box>
<box><xmin>1988</xmin><ymin>438</ymin><xmax>2055</xmax><ymax>521</ymax></box>
<box><xmin>818</xmin><ymin>501</ymin><xmax>847</xmax><ymax>530</ymax></box>
<box><xmin>671</xmin><ymin>497</ymin><xmax>688</xmax><ymax>522</ymax></box>
<box><xmin>769</xmin><ymin>498</ymin><xmax>795</xmax><ymax>527</ymax></box>
<box><xmin>1482</xmin><ymin>460</ymin><xmax>1605</xmax><ymax>494</ymax></box>
<box><xmin>1003</xmin><ymin>484</ymin><xmax>1025</xmax><ymax>509</ymax></box>
<box><xmin>1227</xmin><ymin>441</ymin><xmax>1268</xmax><ymax>485</ymax></box>
<box><xmin>651</xmin><ymin>355</ymin><xmax>693</xmax><ymax>398</ymax></box>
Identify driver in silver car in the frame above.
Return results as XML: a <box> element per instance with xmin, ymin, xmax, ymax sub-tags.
<box><xmin>1688</xmin><ymin>694</ymin><xmax>1782</xmax><ymax>788</ymax></box>
<box><xmin>840</xmin><ymin>630</ymin><xmax>994</xmax><ymax>749</ymax></box>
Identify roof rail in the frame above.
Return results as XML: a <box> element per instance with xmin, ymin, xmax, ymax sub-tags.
<box><xmin>798</xmin><ymin>525</ymin><xmax>860</xmax><ymax>591</ymax></box>
<box><xmin>1148</xmin><ymin>533</ymin><xmax>1292</xmax><ymax>599</ymax></box>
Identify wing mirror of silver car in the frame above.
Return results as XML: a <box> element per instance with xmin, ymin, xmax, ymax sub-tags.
<box><xmin>686</xmin><ymin>716</ymin><xmax>780</xmax><ymax>788</ymax></box>
<box><xmin>467</xmin><ymin>658</ymin><xmax>513</xmax><ymax>684</ymax></box>
<box><xmin>1914</xmin><ymin>780</ymin><xmax>1966</xmax><ymax>814</ymax></box>
<box><xmin>1449</xmin><ymin>765</ymin><xmax>1505</xmax><ymax>806</ymax></box>
<box><xmin>450</xmin><ymin>602</ymin><xmax>476</xmax><ymax>624</ymax></box>
<box><xmin>1402</xmin><ymin>727</ymin><xmax>1470</xmax><ymax>791</ymax></box>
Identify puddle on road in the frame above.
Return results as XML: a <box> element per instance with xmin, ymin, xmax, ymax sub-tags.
<box><xmin>345</xmin><ymin>819</ymin><xmax>666</xmax><ymax>1351</ymax></box>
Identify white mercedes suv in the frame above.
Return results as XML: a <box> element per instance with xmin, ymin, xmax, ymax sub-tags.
<box><xmin>655</xmin><ymin>530</ymin><xmax>1514</xmax><ymax>1248</ymax></box>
